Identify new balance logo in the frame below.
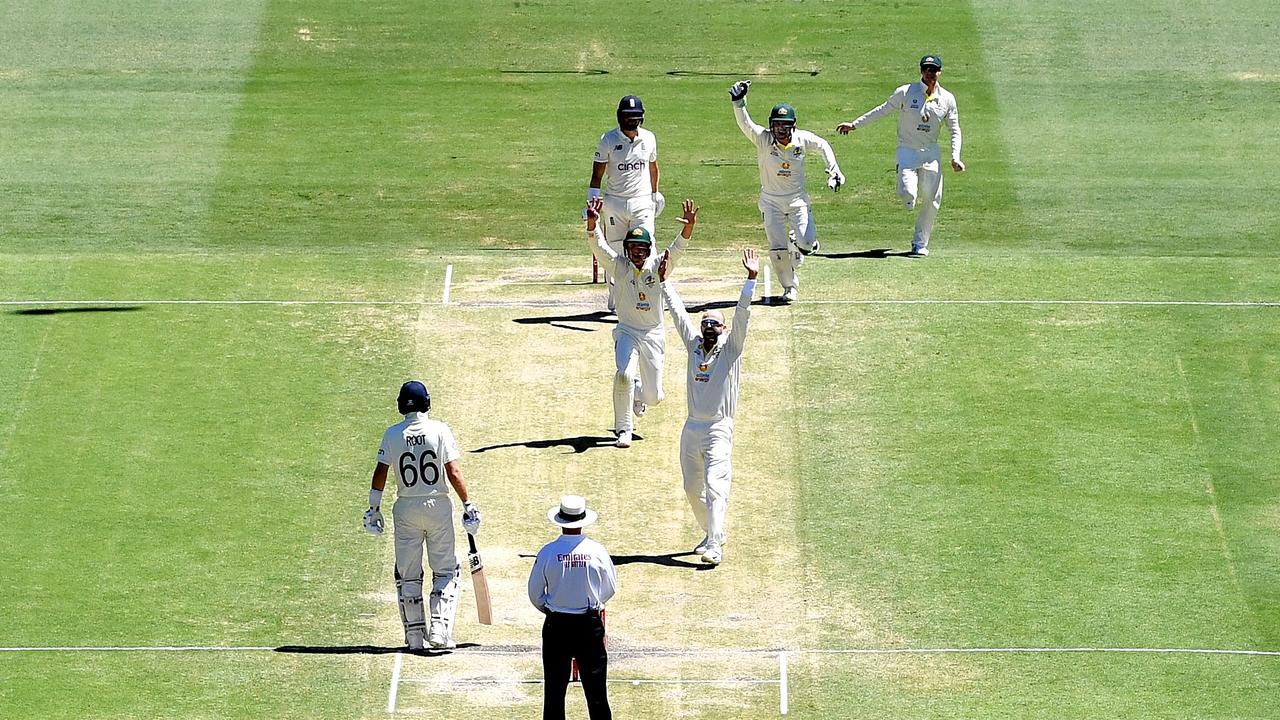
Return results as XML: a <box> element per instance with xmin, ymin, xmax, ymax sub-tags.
<box><xmin>614</xmin><ymin>144</ymin><xmax>623</xmax><ymax>150</ymax></box>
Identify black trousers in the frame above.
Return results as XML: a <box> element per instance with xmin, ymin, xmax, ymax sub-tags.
<box><xmin>542</xmin><ymin>611</ymin><xmax>610</xmax><ymax>720</ymax></box>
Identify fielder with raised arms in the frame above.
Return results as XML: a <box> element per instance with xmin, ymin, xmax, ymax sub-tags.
<box><xmin>730</xmin><ymin>80</ymin><xmax>843</xmax><ymax>303</ymax></box>
<box><xmin>585</xmin><ymin>195</ymin><xmax>695</xmax><ymax>448</ymax></box>
<box><xmin>659</xmin><ymin>249</ymin><xmax>758</xmax><ymax>565</ymax></box>
<box><xmin>362</xmin><ymin>381</ymin><xmax>481</xmax><ymax>650</ymax></box>
<box><xmin>589</xmin><ymin>95</ymin><xmax>663</xmax><ymax>311</ymax></box>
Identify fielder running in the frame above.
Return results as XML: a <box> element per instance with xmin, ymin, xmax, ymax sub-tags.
<box><xmin>729</xmin><ymin>80</ymin><xmax>843</xmax><ymax>303</ymax></box>
<box><xmin>836</xmin><ymin>54</ymin><xmax>965</xmax><ymax>257</ymax></box>
<box><xmin>659</xmin><ymin>249</ymin><xmax>758</xmax><ymax>566</ymax></box>
<box><xmin>589</xmin><ymin>95</ymin><xmax>663</xmax><ymax>310</ymax></box>
<box><xmin>585</xmin><ymin>195</ymin><xmax>696</xmax><ymax>448</ymax></box>
<box><xmin>362</xmin><ymin>381</ymin><xmax>482</xmax><ymax>650</ymax></box>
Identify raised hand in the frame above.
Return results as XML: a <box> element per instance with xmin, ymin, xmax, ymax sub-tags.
<box><xmin>585</xmin><ymin>196</ymin><xmax>603</xmax><ymax>221</ymax></box>
<box><xmin>742</xmin><ymin>248</ymin><xmax>759</xmax><ymax>280</ymax></box>
<box><xmin>677</xmin><ymin>198</ymin><xmax>699</xmax><ymax>227</ymax></box>
<box><xmin>729</xmin><ymin>80</ymin><xmax>751</xmax><ymax>102</ymax></box>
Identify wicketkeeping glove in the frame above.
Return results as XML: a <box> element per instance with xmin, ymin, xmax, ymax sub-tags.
<box><xmin>461</xmin><ymin>502</ymin><xmax>481</xmax><ymax>535</ymax></box>
<box><xmin>652</xmin><ymin>191</ymin><xmax>666</xmax><ymax>217</ymax></box>
<box><xmin>827</xmin><ymin>170</ymin><xmax>845</xmax><ymax>193</ymax></box>
<box><xmin>728</xmin><ymin>80</ymin><xmax>751</xmax><ymax>102</ymax></box>
<box><xmin>362</xmin><ymin>507</ymin><xmax>384</xmax><ymax>535</ymax></box>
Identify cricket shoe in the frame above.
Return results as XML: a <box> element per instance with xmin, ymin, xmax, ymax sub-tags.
<box><xmin>908</xmin><ymin>245</ymin><xmax>929</xmax><ymax>257</ymax></box>
<box><xmin>615</xmin><ymin>430</ymin><xmax>633</xmax><ymax>448</ymax></box>
<box><xmin>693</xmin><ymin>535</ymin><xmax>710</xmax><ymax>556</ymax></box>
<box><xmin>700</xmin><ymin>544</ymin><xmax>723</xmax><ymax>566</ymax></box>
<box><xmin>798</xmin><ymin>239</ymin><xmax>820</xmax><ymax>256</ymax></box>
<box><xmin>406</xmin><ymin>630</ymin><xmax>426</xmax><ymax>651</ymax></box>
<box><xmin>781</xmin><ymin>286</ymin><xmax>798</xmax><ymax>302</ymax></box>
<box><xmin>427</xmin><ymin>625</ymin><xmax>455</xmax><ymax>650</ymax></box>
<box><xmin>633</xmin><ymin>398</ymin><xmax>647</xmax><ymax>418</ymax></box>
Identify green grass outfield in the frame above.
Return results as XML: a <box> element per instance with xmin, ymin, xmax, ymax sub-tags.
<box><xmin>2</xmin><ymin>1</ymin><xmax>1279</xmax><ymax>717</ymax></box>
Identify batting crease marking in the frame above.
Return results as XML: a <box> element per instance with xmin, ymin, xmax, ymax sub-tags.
<box><xmin>387</xmin><ymin>651</ymin><xmax>404</xmax><ymax>714</ymax></box>
<box><xmin>3</xmin><ymin>299</ymin><xmax>1280</xmax><ymax>308</ymax></box>
<box><xmin>2</xmin><ymin>646</ymin><xmax>1278</xmax><ymax>656</ymax></box>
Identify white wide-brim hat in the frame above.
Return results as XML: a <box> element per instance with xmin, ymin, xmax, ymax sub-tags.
<box><xmin>547</xmin><ymin>495</ymin><xmax>598</xmax><ymax>529</ymax></box>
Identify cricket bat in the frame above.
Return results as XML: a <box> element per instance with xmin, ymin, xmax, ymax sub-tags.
<box><xmin>467</xmin><ymin>533</ymin><xmax>493</xmax><ymax>625</ymax></box>
<box><xmin>570</xmin><ymin>609</ymin><xmax>606</xmax><ymax>682</ymax></box>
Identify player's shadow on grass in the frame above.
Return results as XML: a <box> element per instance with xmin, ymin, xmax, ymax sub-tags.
<box><xmin>819</xmin><ymin>248</ymin><xmax>914</xmax><ymax>259</ymax></box>
<box><xmin>611</xmin><ymin>551</ymin><xmax>714</xmax><ymax>571</ymax></box>
<box><xmin>685</xmin><ymin>299</ymin><xmax>771</xmax><ymax>314</ymax></box>
<box><xmin>472</xmin><ymin>433</ymin><xmax>640</xmax><ymax>454</ymax></box>
<box><xmin>518</xmin><ymin>551</ymin><xmax>710</xmax><ymax>571</ymax></box>
<box><xmin>274</xmin><ymin>643</ymin><xmax>482</xmax><ymax>656</ymax></box>
<box><xmin>513</xmin><ymin>309</ymin><xmax>616</xmax><ymax>332</ymax></box>
<box><xmin>10</xmin><ymin>306</ymin><xmax>144</xmax><ymax>316</ymax></box>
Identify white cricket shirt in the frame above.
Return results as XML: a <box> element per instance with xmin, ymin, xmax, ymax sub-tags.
<box><xmin>852</xmin><ymin>81</ymin><xmax>962</xmax><ymax>161</ymax></box>
<box><xmin>588</xmin><ymin>225</ymin><xmax>687</xmax><ymax>332</ymax></box>
<box><xmin>664</xmin><ymin>279</ymin><xmax>754</xmax><ymax>421</ymax></box>
<box><xmin>528</xmin><ymin>534</ymin><xmax>617</xmax><ymax>614</ymax></box>
<box><xmin>377</xmin><ymin>412</ymin><xmax>460</xmax><ymax>498</ymax></box>
<box><xmin>733</xmin><ymin>102</ymin><xmax>840</xmax><ymax>198</ymax></box>
<box><xmin>594</xmin><ymin>127</ymin><xmax>658</xmax><ymax>199</ymax></box>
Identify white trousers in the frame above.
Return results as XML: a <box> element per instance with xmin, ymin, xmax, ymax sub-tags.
<box><xmin>613</xmin><ymin>324</ymin><xmax>665</xmax><ymax>433</ymax></box>
<box><xmin>679</xmin><ymin>417</ymin><xmax>735</xmax><ymax>547</ymax></box>
<box><xmin>895</xmin><ymin>146</ymin><xmax>944</xmax><ymax>251</ymax></box>
<box><xmin>602</xmin><ymin>194</ymin><xmax>656</xmax><ymax>309</ymax></box>
<box><xmin>759</xmin><ymin>192</ymin><xmax>813</xmax><ymax>290</ymax></box>
<box><xmin>392</xmin><ymin>495</ymin><xmax>460</xmax><ymax>643</ymax></box>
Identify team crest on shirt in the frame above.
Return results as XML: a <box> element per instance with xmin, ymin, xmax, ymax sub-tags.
<box><xmin>781</xmin><ymin>161</ymin><xmax>791</xmax><ymax>169</ymax></box>
<box><xmin>638</xmin><ymin>291</ymin><xmax>647</xmax><ymax>302</ymax></box>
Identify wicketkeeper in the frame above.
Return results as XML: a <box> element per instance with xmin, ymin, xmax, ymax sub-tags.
<box><xmin>730</xmin><ymin>80</ymin><xmax>843</xmax><ymax>303</ymax></box>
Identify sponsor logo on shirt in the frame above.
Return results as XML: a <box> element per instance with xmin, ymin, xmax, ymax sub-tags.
<box><xmin>614</xmin><ymin>144</ymin><xmax>623</xmax><ymax>150</ymax></box>
<box><xmin>617</xmin><ymin>160</ymin><xmax>646</xmax><ymax>171</ymax></box>
<box><xmin>558</xmin><ymin>553</ymin><xmax>591</xmax><ymax>568</ymax></box>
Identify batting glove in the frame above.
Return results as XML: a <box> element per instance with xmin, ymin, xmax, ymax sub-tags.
<box><xmin>461</xmin><ymin>502</ymin><xmax>481</xmax><ymax>535</ymax></box>
<box><xmin>827</xmin><ymin>170</ymin><xmax>845</xmax><ymax>193</ymax></box>
<box><xmin>652</xmin><ymin>191</ymin><xmax>666</xmax><ymax>217</ymax></box>
<box><xmin>362</xmin><ymin>507</ymin><xmax>384</xmax><ymax>535</ymax></box>
<box><xmin>728</xmin><ymin>80</ymin><xmax>750</xmax><ymax>102</ymax></box>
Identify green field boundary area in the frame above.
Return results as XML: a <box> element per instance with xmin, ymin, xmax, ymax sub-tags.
<box><xmin>3</xmin><ymin>0</ymin><xmax>1279</xmax><ymax>718</ymax></box>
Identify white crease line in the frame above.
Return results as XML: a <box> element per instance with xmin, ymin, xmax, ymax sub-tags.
<box><xmin>399</xmin><ymin>678</ymin><xmax>779</xmax><ymax>686</ymax></box>
<box><xmin>0</xmin><ymin>646</ymin><xmax>1277</xmax><ymax>657</ymax></box>
<box><xmin>387</xmin><ymin>651</ymin><xmax>403</xmax><ymax>714</ymax></box>
<box><xmin>442</xmin><ymin>264</ymin><xmax>454</xmax><ymax>305</ymax></box>
<box><xmin>3</xmin><ymin>298</ymin><xmax>1280</xmax><ymax>308</ymax></box>
<box><xmin>0</xmin><ymin>646</ymin><xmax>277</xmax><ymax>652</ymax></box>
<box><xmin>779</xmin><ymin>651</ymin><xmax>789</xmax><ymax>715</ymax></box>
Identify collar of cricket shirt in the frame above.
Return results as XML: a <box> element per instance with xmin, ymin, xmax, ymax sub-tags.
<box><xmin>697</xmin><ymin>337</ymin><xmax>725</xmax><ymax>371</ymax></box>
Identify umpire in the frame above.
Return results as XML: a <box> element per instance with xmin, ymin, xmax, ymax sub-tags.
<box><xmin>528</xmin><ymin>495</ymin><xmax>618</xmax><ymax>720</ymax></box>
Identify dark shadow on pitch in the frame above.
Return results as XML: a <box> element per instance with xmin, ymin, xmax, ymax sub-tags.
<box><xmin>611</xmin><ymin>552</ymin><xmax>713</xmax><ymax>570</ymax></box>
<box><xmin>820</xmin><ymin>248</ymin><xmax>915</xmax><ymax>259</ymax></box>
<box><xmin>11</xmin><ymin>306</ymin><xmax>144</xmax><ymax>316</ymax></box>
<box><xmin>513</xmin><ymin>310</ymin><xmax>616</xmax><ymax>329</ymax></box>
<box><xmin>684</xmin><ymin>298</ymin><xmax>771</xmax><ymax>314</ymax></box>
<box><xmin>471</xmin><ymin>432</ymin><xmax>639</xmax><ymax>455</ymax></box>
<box><xmin>274</xmin><ymin>642</ymin><xmax>481</xmax><ymax>656</ymax></box>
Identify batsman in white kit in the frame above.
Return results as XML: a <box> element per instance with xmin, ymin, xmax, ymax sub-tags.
<box><xmin>836</xmin><ymin>55</ymin><xmax>965</xmax><ymax>257</ymax></box>
<box><xmin>729</xmin><ymin>80</ymin><xmax>844</xmax><ymax>303</ymax></box>
<box><xmin>589</xmin><ymin>95</ymin><xmax>663</xmax><ymax>311</ymax></box>
<box><xmin>362</xmin><ymin>381</ymin><xmax>482</xmax><ymax>650</ymax></box>
<box><xmin>660</xmin><ymin>249</ymin><xmax>758</xmax><ymax>565</ymax></box>
<box><xmin>584</xmin><ymin>195</ymin><xmax>696</xmax><ymax>448</ymax></box>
